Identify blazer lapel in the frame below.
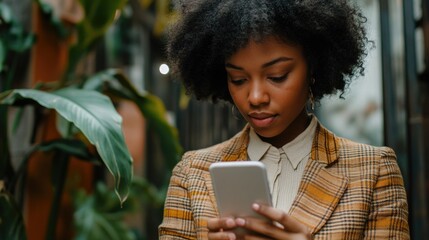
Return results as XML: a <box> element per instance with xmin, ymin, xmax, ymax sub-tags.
<box><xmin>289</xmin><ymin>160</ymin><xmax>348</xmax><ymax>234</ymax></box>
<box><xmin>289</xmin><ymin>123</ymin><xmax>348</xmax><ymax>234</ymax></box>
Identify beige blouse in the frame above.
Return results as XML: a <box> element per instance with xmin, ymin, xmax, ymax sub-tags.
<box><xmin>248</xmin><ymin>116</ymin><xmax>317</xmax><ymax>212</ymax></box>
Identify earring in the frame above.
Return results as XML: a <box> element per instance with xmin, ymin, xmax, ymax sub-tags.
<box><xmin>309</xmin><ymin>88</ymin><xmax>315</xmax><ymax>111</ymax></box>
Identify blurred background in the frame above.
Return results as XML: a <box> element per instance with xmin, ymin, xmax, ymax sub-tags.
<box><xmin>0</xmin><ymin>0</ymin><xmax>428</xmax><ymax>239</ymax></box>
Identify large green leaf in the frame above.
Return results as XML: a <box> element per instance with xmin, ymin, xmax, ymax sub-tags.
<box><xmin>0</xmin><ymin>89</ymin><xmax>133</xmax><ymax>204</ymax></box>
<box><xmin>0</xmin><ymin>182</ymin><xmax>27</xmax><ymax>240</ymax></box>
<box><xmin>84</xmin><ymin>69</ymin><xmax>183</xmax><ymax>171</ymax></box>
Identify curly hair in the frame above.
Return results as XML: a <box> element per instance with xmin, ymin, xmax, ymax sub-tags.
<box><xmin>167</xmin><ymin>0</ymin><xmax>370</xmax><ymax>103</ymax></box>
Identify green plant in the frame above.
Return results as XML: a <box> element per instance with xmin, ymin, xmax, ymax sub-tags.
<box><xmin>0</xmin><ymin>1</ymin><xmax>182</xmax><ymax>239</ymax></box>
<box><xmin>73</xmin><ymin>176</ymin><xmax>164</xmax><ymax>240</ymax></box>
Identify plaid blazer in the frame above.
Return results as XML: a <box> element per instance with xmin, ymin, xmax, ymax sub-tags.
<box><xmin>159</xmin><ymin>122</ymin><xmax>409</xmax><ymax>239</ymax></box>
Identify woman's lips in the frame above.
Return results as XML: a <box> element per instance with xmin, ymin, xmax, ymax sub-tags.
<box><xmin>248</xmin><ymin>113</ymin><xmax>276</xmax><ymax>128</ymax></box>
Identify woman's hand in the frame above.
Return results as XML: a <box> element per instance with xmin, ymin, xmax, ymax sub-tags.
<box><xmin>234</xmin><ymin>203</ymin><xmax>312</xmax><ymax>240</ymax></box>
<box><xmin>207</xmin><ymin>217</ymin><xmax>239</xmax><ymax>240</ymax></box>
<box><xmin>207</xmin><ymin>204</ymin><xmax>311</xmax><ymax>240</ymax></box>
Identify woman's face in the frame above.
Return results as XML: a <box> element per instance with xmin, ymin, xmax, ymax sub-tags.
<box><xmin>226</xmin><ymin>36</ymin><xmax>310</xmax><ymax>147</ymax></box>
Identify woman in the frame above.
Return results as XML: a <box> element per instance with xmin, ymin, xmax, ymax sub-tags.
<box><xmin>159</xmin><ymin>0</ymin><xmax>409</xmax><ymax>239</ymax></box>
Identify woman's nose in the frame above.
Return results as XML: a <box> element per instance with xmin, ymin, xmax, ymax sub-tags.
<box><xmin>248</xmin><ymin>81</ymin><xmax>269</xmax><ymax>107</ymax></box>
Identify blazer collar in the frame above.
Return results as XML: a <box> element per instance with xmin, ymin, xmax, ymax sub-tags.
<box><xmin>220</xmin><ymin>125</ymin><xmax>250</xmax><ymax>162</ymax></box>
<box><xmin>310</xmin><ymin>123</ymin><xmax>340</xmax><ymax>166</ymax></box>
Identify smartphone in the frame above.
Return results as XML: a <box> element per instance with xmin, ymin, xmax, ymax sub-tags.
<box><xmin>209</xmin><ymin>161</ymin><xmax>272</xmax><ymax>221</ymax></box>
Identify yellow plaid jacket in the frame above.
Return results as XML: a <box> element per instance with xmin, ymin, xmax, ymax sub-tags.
<box><xmin>159</xmin><ymin>122</ymin><xmax>409</xmax><ymax>239</ymax></box>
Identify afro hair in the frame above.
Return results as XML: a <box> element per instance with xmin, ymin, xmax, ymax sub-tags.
<box><xmin>167</xmin><ymin>0</ymin><xmax>370</xmax><ymax>103</ymax></box>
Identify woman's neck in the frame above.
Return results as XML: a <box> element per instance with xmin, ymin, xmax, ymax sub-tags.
<box><xmin>259</xmin><ymin>109</ymin><xmax>311</xmax><ymax>148</ymax></box>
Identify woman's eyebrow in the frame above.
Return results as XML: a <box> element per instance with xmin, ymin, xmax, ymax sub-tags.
<box><xmin>225</xmin><ymin>63</ymin><xmax>243</xmax><ymax>70</ymax></box>
<box><xmin>225</xmin><ymin>57</ymin><xmax>293</xmax><ymax>70</ymax></box>
<box><xmin>261</xmin><ymin>57</ymin><xmax>293</xmax><ymax>69</ymax></box>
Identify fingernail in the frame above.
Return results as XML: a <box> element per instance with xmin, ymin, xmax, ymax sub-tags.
<box><xmin>226</xmin><ymin>218</ymin><xmax>235</xmax><ymax>227</ymax></box>
<box><xmin>228</xmin><ymin>233</ymin><xmax>236</xmax><ymax>240</ymax></box>
<box><xmin>236</xmin><ymin>218</ymin><xmax>245</xmax><ymax>226</ymax></box>
<box><xmin>252</xmin><ymin>203</ymin><xmax>260</xmax><ymax>210</ymax></box>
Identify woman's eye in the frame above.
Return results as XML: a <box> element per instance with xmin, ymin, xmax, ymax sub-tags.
<box><xmin>230</xmin><ymin>78</ymin><xmax>246</xmax><ymax>85</ymax></box>
<box><xmin>268</xmin><ymin>73</ymin><xmax>288</xmax><ymax>82</ymax></box>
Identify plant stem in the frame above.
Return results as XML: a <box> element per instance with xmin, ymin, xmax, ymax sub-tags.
<box><xmin>45</xmin><ymin>152</ymin><xmax>69</xmax><ymax>240</ymax></box>
<box><xmin>0</xmin><ymin>52</ymin><xmax>20</xmax><ymax>184</ymax></box>
<box><xmin>0</xmin><ymin>106</ymin><xmax>11</xmax><ymax>180</ymax></box>
<box><xmin>5</xmin><ymin>54</ymin><xmax>19</xmax><ymax>91</ymax></box>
